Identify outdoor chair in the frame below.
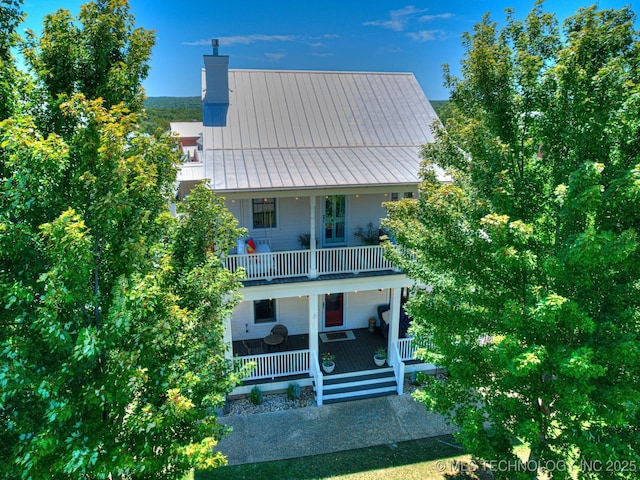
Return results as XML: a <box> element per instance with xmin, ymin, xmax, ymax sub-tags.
<box><xmin>270</xmin><ymin>324</ymin><xmax>289</xmax><ymax>349</ymax></box>
<box><xmin>242</xmin><ymin>339</ymin><xmax>264</xmax><ymax>355</ymax></box>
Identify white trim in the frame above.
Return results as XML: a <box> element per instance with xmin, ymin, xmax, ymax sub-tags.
<box><xmin>253</xmin><ymin>298</ymin><xmax>277</xmax><ymax>325</ymax></box>
<box><xmin>323</xmin><ymin>194</ymin><xmax>348</xmax><ymax>247</ymax></box>
<box><xmin>240</xmin><ymin>273</ymin><xmax>412</xmax><ymax>301</ymax></box>
<box><xmin>251</xmin><ymin>197</ymin><xmax>279</xmax><ymax>231</ymax></box>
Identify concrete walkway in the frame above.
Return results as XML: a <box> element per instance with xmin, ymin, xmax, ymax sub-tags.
<box><xmin>215</xmin><ymin>394</ymin><xmax>457</xmax><ymax>466</ymax></box>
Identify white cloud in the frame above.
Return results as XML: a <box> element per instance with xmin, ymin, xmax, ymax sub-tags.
<box><xmin>406</xmin><ymin>30</ymin><xmax>443</xmax><ymax>42</ymax></box>
<box><xmin>312</xmin><ymin>52</ymin><xmax>333</xmax><ymax>57</ymax></box>
<box><xmin>264</xmin><ymin>52</ymin><xmax>286</xmax><ymax>62</ymax></box>
<box><xmin>220</xmin><ymin>34</ymin><xmax>296</xmax><ymax>45</ymax></box>
<box><xmin>363</xmin><ymin>5</ymin><xmax>429</xmax><ymax>32</ymax></box>
<box><xmin>419</xmin><ymin>13</ymin><xmax>454</xmax><ymax>22</ymax></box>
<box><xmin>183</xmin><ymin>34</ymin><xmax>296</xmax><ymax>47</ymax></box>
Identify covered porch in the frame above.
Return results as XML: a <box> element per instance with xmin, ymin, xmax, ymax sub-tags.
<box><xmin>232</xmin><ymin>327</ymin><xmax>390</xmax><ymax>375</ymax></box>
<box><xmin>229</xmin><ymin>328</ymin><xmax>434</xmax><ymax>405</ymax></box>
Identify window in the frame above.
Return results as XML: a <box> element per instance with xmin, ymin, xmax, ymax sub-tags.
<box><xmin>254</xmin><ymin>299</ymin><xmax>276</xmax><ymax>324</ymax></box>
<box><xmin>390</xmin><ymin>193</ymin><xmax>399</xmax><ymax>201</ymax></box>
<box><xmin>252</xmin><ymin>198</ymin><xmax>277</xmax><ymax>228</ymax></box>
<box><xmin>404</xmin><ymin>192</ymin><xmax>414</xmax><ymax>199</ymax></box>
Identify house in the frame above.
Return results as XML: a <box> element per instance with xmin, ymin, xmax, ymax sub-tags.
<box><xmin>171</xmin><ymin>40</ymin><xmax>446</xmax><ymax>404</ymax></box>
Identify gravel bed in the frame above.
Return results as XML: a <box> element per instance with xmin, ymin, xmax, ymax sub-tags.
<box><xmin>223</xmin><ymin>388</ymin><xmax>316</xmax><ymax>416</ymax></box>
<box><xmin>222</xmin><ymin>377</ymin><xmax>427</xmax><ymax>416</ymax></box>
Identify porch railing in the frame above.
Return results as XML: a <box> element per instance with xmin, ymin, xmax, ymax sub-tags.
<box><xmin>225</xmin><ymin>245</ymin><xmax>395</xmax><ymax>281</ymax></box>
<box><xmin>316</xmin><ymin>245</ymin><xmax>393</xmax><ymax>275</ymax></box>
<box><xmin>225</xmin><ymin>250</ymin><xmax>309</xmax><ymax>281</ymax></box>
<box><xmin>398</xmin><ymin>337</ymin><xmax>434</xmax><ymax>361</ymax></box>
<box><xmin>235</xmin><ymin>349</ymin><xmax>311</xmax><ymax>381</ymax></box>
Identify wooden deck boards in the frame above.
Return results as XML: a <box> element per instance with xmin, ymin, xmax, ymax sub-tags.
<box><xmin>232</xmin><ymin>328</ymin><xmax>388</xmax><ymax>374</ymax></box>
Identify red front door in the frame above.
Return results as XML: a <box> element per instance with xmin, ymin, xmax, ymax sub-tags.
<box><xmin>324</xmin><ymin>293</ymin><xmax>344</xmax><ymax>328</ymax></box>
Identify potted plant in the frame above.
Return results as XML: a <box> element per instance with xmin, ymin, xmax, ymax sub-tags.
<box><xmin>353</xmin><ymin>222</ymin><xmax>380</xmax><ymax>245</ymax></box>
<box><xmin>373</xmin><ymin>347</ymin><xmax>387</xmax><ymax>366</ymax></box>
<box><xmin>321</xmin><ymin>352</ymin><xmax>336</xmax><ymax>373</ymax></box>
<box><xmin>298</xmin><ymin>233</ymin><xmax>317</xmax><ymax>249</ymax></box>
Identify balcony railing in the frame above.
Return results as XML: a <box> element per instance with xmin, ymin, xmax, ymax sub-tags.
<box><xmin>225</xmin><ymin>245</ymin><xmax>395</xmax><ymax>281</ymax></box>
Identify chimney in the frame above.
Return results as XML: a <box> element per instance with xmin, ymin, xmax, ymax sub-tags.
<box><xmin>202</xmin><ymin>38</ymin><xmax>229</xmax><ymax>127</ymax></box>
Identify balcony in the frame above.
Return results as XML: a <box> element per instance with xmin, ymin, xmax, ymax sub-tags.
<box><xmin>224</xmin><ymin>245</ymin><xmax>396</xmax><ymax>282</ymax></box>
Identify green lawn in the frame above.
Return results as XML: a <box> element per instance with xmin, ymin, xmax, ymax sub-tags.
<box><xmin>191</xmin><ymin>435</ymin><xmax>493</xmax><ymax>480</ymax></box>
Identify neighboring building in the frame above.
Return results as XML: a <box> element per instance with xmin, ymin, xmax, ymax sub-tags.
<box><xmin>171</xmin><ymin>41</ymin><xmax>446</xmax><ymax>404</ymax></box>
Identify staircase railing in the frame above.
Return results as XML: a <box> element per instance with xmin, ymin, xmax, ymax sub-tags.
<box><xmin>390</xmin><ymin>340</ymin><xmax>405</xmax><ymax>395</ymax></box>
<box><xmin>310</xmin><ymin>350</ymin><xmax>324</xmax><ymax>406</ymax></box>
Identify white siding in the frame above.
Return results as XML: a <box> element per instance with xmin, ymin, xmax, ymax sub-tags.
<box><xmin>344</xmin><ymin>290</ymin><xmax>389</xmax><ymax>329</ymax></box>
<box><xmin>231</xmin><ymin>289</ymin><xmax>390</xmax><ymax>339</ymax></box>
<box><xmin>231</xmin><ymin>296</ymin><xmax>309</xmax><ymax>341</ymax></box>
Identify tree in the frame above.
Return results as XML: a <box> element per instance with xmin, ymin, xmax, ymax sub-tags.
<box><xmin>23</xmin><ymin>0</ymin><xmax>154</xmax><ymax>135</ymax></box>
<box><xmin>0</xmin><ymin>0</ymin><xmax>24</xmax><ymax>120</ymax></box>
<box><xmin>0</xmin><ymin>1</ymin><xmax>245</xmax><ymax>478</ymax></box>
<box><xmin>384</xmin><ymin>3</ymin><xmax>640</xmax><ymax>479</ymax></box>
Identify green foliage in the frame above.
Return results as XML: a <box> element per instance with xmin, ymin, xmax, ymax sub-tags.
<box><xmin>140</xmin><ymin>97</ymin><xmax>202</xmax><ymax>135</ymax></box>
<box><xmin>353</xmin><ymin>222</ymin><xmax>380</xmax><ymax>245</ymax></box>
<box><xmin>249</xmin><ymin>387</ymin><xmax>263</xmax><ymax>405</ymax></box>
<box><xmin>142</xmin><ymin>106</ymin><xmax>202</xmax><ymax>135</ymax></box>
<box><xmin>374</xmin><ymin>347</ymin><xmax>387</xmax><ymax>360</ymax></box>
<box><xmin>0</xmin><ymin>1</ymin><xmax>246</xmax><ymax>478</ymax></box>
<box><xmin>385</xmin><ymin>3</ymin><xmax>640</xmax><ymax>479</ymax></box>
<box><xmin>286</xmin><ymin>382</ymin><xmax>301</xmax><ymax>401</ymax></box>
<box><xmin>145</xmin><ymin>96</ymin><xmax>202</xmax><ymax>109</ymax></box>
<box><xmin>0</xmin><ymin>0</ymin><xmax>25</xmax><ymax>120</ymax></box>
<box><xmin>321</xmin><ymin>351</ymin><xmax>336</xmax><ymax>364</ymax></box>
<box><xmin>430</xmin><ymin>100</ymin><xmax>452</xmax><ymax>126</ymax></box>
<box><xmin>23</xmin><ymin>0</ymin><xmax>155</xmax><ymax>135</ymax></box>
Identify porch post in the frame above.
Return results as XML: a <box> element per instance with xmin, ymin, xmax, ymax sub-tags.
<box><xmin>222</xmin><ymin>310</ymin><xmax>234</xmax><ymax>361</ymax></box>
<box><xmin>309</xmin><ymin>195</ymin><xmax>318</xmax><ymax>279</ymax></box>
<box><xmin>309</xmin><ymin>294</ymin><xmax>319</xmax><ymax>354</ymax></box>
<box><xmin>388</xmin><ymin>288</ymin><xmax>401</xmax><ymax>350</ymax></box>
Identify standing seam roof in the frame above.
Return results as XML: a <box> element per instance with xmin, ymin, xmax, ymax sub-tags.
<box><xmin>202</xmin><ymin>69</ymin><xmax>442</xmax><ymax>192</ymax></box>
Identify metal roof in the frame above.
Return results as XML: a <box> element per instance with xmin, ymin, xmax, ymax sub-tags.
<box><xmin>170</xmin><ymin>121</ymin><xmax>203</xmax><ymax>138</ymax></box>
<box><xmin>199</xmin><ymin>69</ymin><xmax>442</xmax><ymax>193</ymax></box>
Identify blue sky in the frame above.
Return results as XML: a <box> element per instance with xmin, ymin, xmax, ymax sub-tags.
<box><xmin>21</xmin><ymin>1</ymin><xmax>634</xmax><ymax>100</ymax></box>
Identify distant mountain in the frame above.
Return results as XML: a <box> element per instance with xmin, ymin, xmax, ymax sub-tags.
<box><xmin>142</xmin><ymin>97</ymin><xmax>202</xmax><ymax>134</ymax></box>
<box><xmin>144</xmin><ymin>96</ymin><xmax>201</xmax><ymax>109</ymax></box>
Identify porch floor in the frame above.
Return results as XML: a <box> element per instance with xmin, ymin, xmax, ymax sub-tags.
<box><xmin>232</xmin><ymin>327</ymin><xmax>388</xmax><ymax>375</ymax></box>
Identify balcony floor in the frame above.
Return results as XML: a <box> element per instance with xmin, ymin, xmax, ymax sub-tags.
<box><xmin>241</xmin><ymin>268</ymin><xmax>399</xmax><ymax>287</ymax></box>
<box><xmin>232</xmin><ymin>327</ymin><xmax>388</xmax><ymax>374</ymax></box>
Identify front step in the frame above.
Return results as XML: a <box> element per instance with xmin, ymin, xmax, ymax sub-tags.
<box><xmin>321</xmin><ymin>368</ymin><xmax>397</xmax><ymax>404</ymax></box>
